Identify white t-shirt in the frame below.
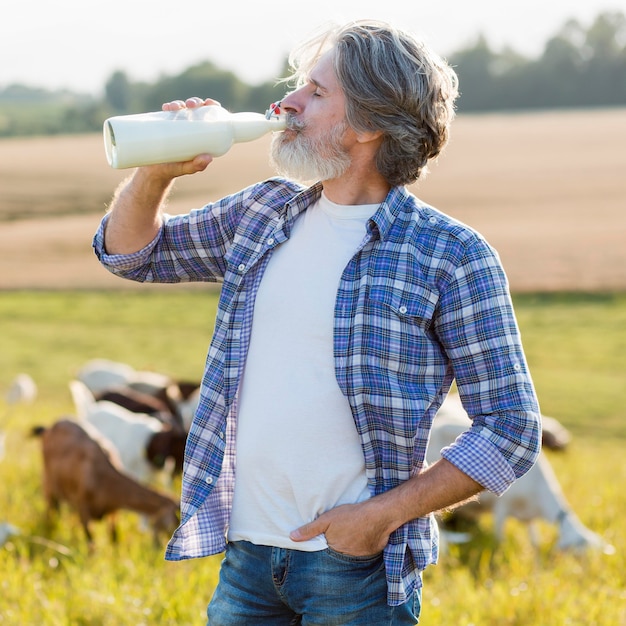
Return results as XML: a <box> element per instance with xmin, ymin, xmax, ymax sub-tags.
<box><xmin>228</xmin><ymin>193</ymin><xmax>379</xmax><ymax>550</ymax></box>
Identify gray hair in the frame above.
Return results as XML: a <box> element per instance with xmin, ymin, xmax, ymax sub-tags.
<box><xmin>286</xmin><ymin>20</ymin><xmax>459</xmax><ymax>186</ymax></box>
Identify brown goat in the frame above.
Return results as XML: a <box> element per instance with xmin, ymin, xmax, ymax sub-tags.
<box><xmin>32</xmin><ymin>419</ymin><xmax>179</xmax><ymax>548</ymax></box>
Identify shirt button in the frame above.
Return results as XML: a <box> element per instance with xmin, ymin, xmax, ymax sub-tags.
<box><xmin>513</xmin><ymin>363</ymin><xmax>522</xmax><ymax>371</ymax></box>
<box><xmin>267</xmin><ymin>237</ymin><xmax>275</xmax><ymax>246</ymax></box>
<box><xmin>237</xmin><ymin>263</ymin><xmax>246</xmax><ymax>272</ymax></box>
<box><xmin>205</xmin><ymin>476</ymin><xmax>214</xmax><ymax>485</ymax></box>
<box><xmin>399</xmin><ymin>305</ymin><xmax>408</xmax><ymax>314</ymax></box>
<box><xmin>428</xmin><ymin>216</ymin><xmax>437</xmax><ymax>225</ymax></box>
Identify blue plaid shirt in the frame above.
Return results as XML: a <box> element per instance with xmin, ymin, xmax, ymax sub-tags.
<box><xmin>93</xmin><ymin>177</ymin><xmax>541</xmax><ymax>606</ymax></box>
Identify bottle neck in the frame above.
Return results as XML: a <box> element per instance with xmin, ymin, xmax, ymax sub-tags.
<box><xmin>230</xmin><ymin>112</ymin><xmax>287</xmax><ymax>143</ymax></box>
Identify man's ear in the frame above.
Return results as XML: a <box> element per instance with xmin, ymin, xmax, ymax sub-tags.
<box><xmin>355</xmin><ymin>128</ymin><xmax>384</xmax><ymax>144</ymax></box>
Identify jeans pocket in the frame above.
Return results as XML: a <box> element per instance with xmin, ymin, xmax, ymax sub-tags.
<box><xmin>324</xmin><ymin>546</ymin><xmax>384</xmax><ymax>565</ymax></box>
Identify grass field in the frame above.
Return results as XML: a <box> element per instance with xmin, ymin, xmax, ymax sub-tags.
<box><xmin>0</xmin><ymin>290</ymin><xmax>625</xmax><ymax>625</ymax></box>
<box><xmin>1</xmin><ymin>109</ymin><xmax>625</xmax><ymax>624</ymax></box>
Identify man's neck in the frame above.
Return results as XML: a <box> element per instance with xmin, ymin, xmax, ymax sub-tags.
<box><xmin>321</xmin><ymin>171</ymin><xmax>390</xmax><ymax>206</ymax></box>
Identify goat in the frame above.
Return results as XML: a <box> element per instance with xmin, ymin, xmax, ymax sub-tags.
<box><xmin>539</xmin><ymin>414</ymin><xmax>571</xmax><ymax>451</ymax></box>
<box><xmin>31</xmin><ymin>419</ymin><xmax>179</xmax><ymax>547</ymax></box>
<box><xmin>178</xmin><ymin>386</ymin><xmax>200</xmax><ymax>432</ymax></box>
<box><xmin>77</xmin><ymin>359</ymin><xmax>178</xmax><ymax>409</ymax></box>
<box><xmin>428</xmin><ymin>393</ymin><xmax>613</xmax><ymax>554</ymax></box>
<box><xmin>94</xmin><ymin>386</ymin><xmax>178</xmax><ymax>425</ymax></box>
<box><xmin>76</xmin><ymin>359</ymin><xmax>136</xmax><ymax>394</ymax></box>
<box><xmin>5</xmin><ymin>373</ymin><xmax>37</xmax><ymax>405</ymax></box>
<box><xmin>76</xmin><ymin>359</ymin><xmax>200</xmax><ymax>431</ymax></box>
<box><xmin>69</xmin><ymin>380</ymin><xmax>187</xmax><ymax>482</ymax></box>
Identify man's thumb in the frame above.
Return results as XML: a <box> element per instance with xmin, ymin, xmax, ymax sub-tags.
<box><xmin>290</xmin><ymin>518</ymin><xmax>325</xmax><ymax>542</ymax></box>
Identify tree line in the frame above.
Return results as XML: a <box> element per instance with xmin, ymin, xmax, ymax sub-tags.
<box><xmin>448</xmin><ymin>10</ymin><xmax>626</xmax><ymax>111</ymax></box>
<box><xmin>0</xmin><ymin>11</ymin><xmax>624</xmax><ymax>138</ymax></box>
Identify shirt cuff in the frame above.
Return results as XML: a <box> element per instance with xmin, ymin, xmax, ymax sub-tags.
<box><xmin>441</xmin><ymin>430</ymin><xmax>517</xmax><ymax>496</ymax></box>
<box><xmin>92</xmin><ymin>213</ymin><xmax>162</xmax><ymax>273</ymax></box>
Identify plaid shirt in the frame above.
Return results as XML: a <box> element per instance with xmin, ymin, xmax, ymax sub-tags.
<box><xmin>93</xmin><ymin>177</ymin><xmax>541</xmax><ymax>606</ymax></box>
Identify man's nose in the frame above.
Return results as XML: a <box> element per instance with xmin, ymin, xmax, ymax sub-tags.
<box><xmin>279</xmin><ymin>90</ymin><xmax>302</xmax><ymax>114</ymax></box>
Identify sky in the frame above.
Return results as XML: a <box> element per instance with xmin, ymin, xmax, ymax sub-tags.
<box><xmin>3</xmin><ymin>0</ymin><xmax>623</xmax><ymax>96</ymax></box>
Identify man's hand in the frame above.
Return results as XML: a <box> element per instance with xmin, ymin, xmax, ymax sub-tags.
<box><xmin>135</xmin><ymin>97</ymin><xmax>220</xmax><ymax>181</ymax></box>
<box><xmin>162</xmin><ymin>96</ymin><xmax>220</xmax><ymax>112</ymax></box>
<box><xmin>290</xmin><ymin>458</ymin><xmax>484</xmax><ymax>558</ymax></box>
<box><xmin>139</xmin><ymin>152</ymin><xmax>213</xmax><ymax>182</ymax></box>
<box><xmin>104</xmin><ymin>95</ymin><xmax>223</xmax><ymax>255</ymax></box>
<box><xmin>290</xmin><ymin>499</ymin><xmax>394</xmax><ymax>557</ymax></box>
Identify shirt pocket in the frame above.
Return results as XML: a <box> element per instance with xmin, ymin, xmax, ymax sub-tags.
<box><xmin>367</xmin><ymin>283</ymin><xmax>438</xmax><ymax>331</ymax></box>
<box><xmin>360</xmin><ymin>283</ymin><xmax>442</xmax><ymax>381</ymax></box>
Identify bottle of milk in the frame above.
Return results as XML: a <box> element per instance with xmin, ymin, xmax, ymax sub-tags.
<box><xmin>103</xmin><ymin>102</ymin><xmax>286</xmax><ymax>169</ymax></box>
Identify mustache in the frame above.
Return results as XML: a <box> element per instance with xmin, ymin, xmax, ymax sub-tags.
<box><xmin>285</xmin><ymin>114</ymin><xmax>305</xmax><ymax>132</ymax></box>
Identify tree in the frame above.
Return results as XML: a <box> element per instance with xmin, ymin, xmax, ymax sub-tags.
<box><xmin>448</xmin><ymin>11</ymin><xmax>626</xmax><ymax>111</ymax></box>
<box><xmin>104</xmin><ymin>71</ymin><xmax>132</xmax><ymax>112</ymax></box>
<box><xmin>530</xmin><ymin>20</ymin><xmax>586</xmax><ymax>107</ymax></box>
<box><xmin>583</xmin><ymin>12</ymin><xmax>626</xmax><ymax>105</ymax></box>
<box><xmin>449</xmin><ymin>35</ymin><xmax>499</xmax><ymax>110</ymax></box>
<box><xmin>142</xmin><ymin>61</ymin><xmax>248</xmax><ymax>112</ymax></box>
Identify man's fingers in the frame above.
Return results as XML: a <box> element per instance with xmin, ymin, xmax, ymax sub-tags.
<box><xmin>290</xmin><ymin>518</ymin><xmax>327</xmax><ymax>542</ymax></box>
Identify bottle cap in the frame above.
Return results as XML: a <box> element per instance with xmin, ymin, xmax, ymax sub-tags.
<box><xmin>265</xmin><ymin>101</ymin><xmax>282</xmax><ymax>120</ymax></box>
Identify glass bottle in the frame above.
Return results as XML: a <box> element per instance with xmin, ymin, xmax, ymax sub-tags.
<box><xmin>103</xmin><ymin>103</ymin><xmax>286</xmax><ymax>169</ymax></box>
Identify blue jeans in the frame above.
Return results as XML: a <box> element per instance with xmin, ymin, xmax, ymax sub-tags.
<box><xmin>207</xmin><ymin>541</ymin><xmax>421</xmax><ymax>625</ymax></box>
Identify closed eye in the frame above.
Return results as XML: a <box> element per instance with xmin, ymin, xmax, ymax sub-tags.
<box><xmin>309</xmin><ymin>77</ymin><xmax>327</xmax><ymax>98</ymax></box>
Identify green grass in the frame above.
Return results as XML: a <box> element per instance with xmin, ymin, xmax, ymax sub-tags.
<box><xmin>513</xmin><ymin>292</ymin><xmax>626</xmax><ymax>440</ymax></box>
<box><xmin>0</xmin><ymin>289</ymin><xmax>219</xmax><ymax>408</ymax></box>
<box><xmin>1</xmin><ymin>290</ymin><xmax>625</xmax><ymax>625</ymax></box>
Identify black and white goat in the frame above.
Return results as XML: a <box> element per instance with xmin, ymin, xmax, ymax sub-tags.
<box><xmin>69</xmin><ymin>379</ymin><xmax>186</xmax><ymax>483</ymax></box>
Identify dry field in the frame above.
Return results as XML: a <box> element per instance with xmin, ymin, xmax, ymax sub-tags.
<box><xmin>1</xmin><ymin>108</ymin><xmax>625</xmax><ymax>291</ymax></box>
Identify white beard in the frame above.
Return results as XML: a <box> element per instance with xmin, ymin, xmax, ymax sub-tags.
<box><xmin>270</xmin><ymin>118</ymin><xmax>351</xmax><ymax>183</ymax></box>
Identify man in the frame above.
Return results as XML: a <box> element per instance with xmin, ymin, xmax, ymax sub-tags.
<box><xmin>94</xmin><ymin>20</ymin><xmax>541</xmax><ymax>625</ymax></box>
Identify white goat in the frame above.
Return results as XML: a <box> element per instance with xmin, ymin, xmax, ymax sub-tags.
<box><xmin>69</xmin><ymin>380</ymin><xmax>185</xmax><ymax>484</ymax></box>
<box><xmin>76</xmin><ymin>359</ymin><xmax>137</xmax><ymax>394</ymax></box>
<box><xmin>5</xmin><ymin>373</ymin><xmax>37</xmax><ymax>405</ymax></box>
<box><xmin>429</xmin><ymin>393</ymin><xmax>613</xmax><ymax>554</ymax></box>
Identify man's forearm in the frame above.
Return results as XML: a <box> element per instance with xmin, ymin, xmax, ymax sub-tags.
<box><xmin>103</xmin><ymin>169</ymin><xmax>173</xmax><ymax>255</ymax></box>
<box><xmin>290</xmin><ymin>458</ymin><xmax>484</xmax><ymax>556</ymax></box>
<box><xmin>380</xmin><ymin>458</ymin><xmax>483</xmax><ymax>529</ymax></box>
<box><xmin>103</xmin><ymin>152</ymin><xmax>213</xmax><ymax>256</ymax></box>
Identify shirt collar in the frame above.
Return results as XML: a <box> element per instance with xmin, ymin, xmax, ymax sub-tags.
<box><xmin>281</xmin><ymin>182</ymin><xmax>413</xmax><ymax>243</ymax></box>
<box><xmin>369</xmin><ymin>186</ymin><xmax>414</xmax><ymax>242</ymax></box>
<box><xmin>282</xmin><ymin>182</ymin><xmax>324</xmax><ymax>234</ymax></box>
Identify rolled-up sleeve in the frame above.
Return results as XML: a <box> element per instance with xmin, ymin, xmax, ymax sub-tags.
<box><xmin>93</xmin><ymin>213</ymin><xmax>163</xmax><ymax>278</ymax></box>
<box><xmin>92</xmin><ymin>181</ymin><xmax>287</xmax><ymax>284</ymax></box>
<box><xmin>434</xmin><ymin>235</ymin><xmax>541</xmax><ymax>494</ymax></box>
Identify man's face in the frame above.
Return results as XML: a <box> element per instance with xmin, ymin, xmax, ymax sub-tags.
<box><xmin>270</xmin><ymin>49</ymin><xmax>356</xmax><ymax>183</ymax></box>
